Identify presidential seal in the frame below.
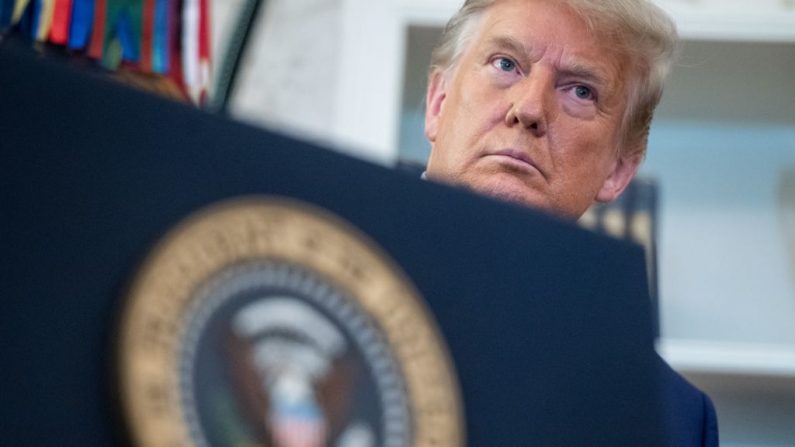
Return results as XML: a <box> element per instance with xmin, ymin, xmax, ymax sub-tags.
<box><xmin>117</xmin><ymin>198</ymin><xmax>463</xmax><ymax>447</ymax></box>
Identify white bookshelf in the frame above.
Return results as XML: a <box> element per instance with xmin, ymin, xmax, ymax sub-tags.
<box><xmin>659</xmin><ymin>340</ymin><xmax>795</xmax><ymax>378</ymax></box>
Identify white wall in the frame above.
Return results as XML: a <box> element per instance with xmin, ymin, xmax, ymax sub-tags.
<box><xmin>222</xmin><ymin>0</ymin><xmax>343</xmax><ymax>147</ymax></box>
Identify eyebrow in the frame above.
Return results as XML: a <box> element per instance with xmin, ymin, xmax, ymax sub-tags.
<box><xmin>559</xmin><ymin>63</ymin><xmax>608</xmax><ymax>87</ymax></box>
<box><xmin>485</xmin><ymin>36</ymin><xmax>532</xmax><ymax>63</ymax></box>
<box><xmin>484</xmin><ymin>35</ymin><xmax>609</xmax><ymax>87</ymax></box>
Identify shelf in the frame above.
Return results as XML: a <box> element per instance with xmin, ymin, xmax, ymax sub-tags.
<box><xmin>658</xmin><ymin>1</ymin><xmax>795</xmax><ymax>43</ymax></box>
<box><xmin>393</xmin><ymin>0</ymin><xmax>795</xmax><ymax>42</ymax></box>
<box><xmin>659</xmin><ymin>339</ymin><xmax>795</xmax><ymax>445</ymax></box>
<box><xmin>657</xmin><ymin>339</ymin><xmax>795</xmax><ymax>378</ymax></box>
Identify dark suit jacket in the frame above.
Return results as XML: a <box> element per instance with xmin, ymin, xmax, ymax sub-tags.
<box><xmin>399</xmin><ymin>161</ymin><xmax>719</xmax><ymax>445</ymax></box>
<box><xmin>659</xmin><ymin>355</ymin><xmax>719</xmax><ymax>446</ymax></box>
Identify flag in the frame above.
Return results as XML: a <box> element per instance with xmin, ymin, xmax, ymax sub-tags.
<box><xmin>151</xmin><ymin>0</ymin><xmax>168</xmax><ymax>73</ymax></box>
<box><xmin>181</xmin><ymin>0</ymin><xmax>198</xmax><ymax>101</ymax></box>
<box><xmin>35</xmin><ymin>0</ymin><xmax>54</xmax><ymax>42</ymax></box>
<box><xmin>140</xmin><ymin>0</ymin><xmax>154</xmax><ymax>71</ymax></box>
<box><xmin>167</xmin><ymin>0</ymin><xmax>182</xmax><ymax>84</ymax></box>
<box><xmin>87</xmin><ymin>0</ymin><xmax>105</xmax><ymax>58</ymax></box>
<box><xmin>14</xmin><ymin>0</ymin><xmax>33</xmax><ymax>34</ymax></box>
<box><xmin>100</xmin><ymin>0</ymin><xmax>144</xmax><ymax>64</ymax></box>
<box><xmin>11</xmin><ymin>0</ymin><xmax>32</xmax><ymax>25</ymax></box>
<box><xmin>181</xmin><ymin>0</ymin><xmax>210</xmax><ymax>104</ymax></box>
<box><xmin>196</xmin><ymin>0</ymin><xmax>210</xmax><ymax>104</ymax></box>
<box><xmin>115</xmin><ymin>10</ymin><xmax>136</xmax><ymax>62</ymax></box>
<box><xmin>67</xmin><ymin>0</ymin><xmax>93</xmax><ymax>50</ymax></box>
<box><xmin>28</xmin><ymin>0</ymin><xmax>43</xmax><ymax>39</ymax></box>
<box><xmin>122</xmin><ymin>0</ymin><xmax>143</xmax><ymax>62</ymax></box>
<box><xmin>48</xmin><ymin>0</ymin><xmax>73</xmax><ymax>44</ymax></box>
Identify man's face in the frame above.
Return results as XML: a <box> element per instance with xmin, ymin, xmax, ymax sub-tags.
<box><xmin>425</xmin><ymin>0</ymin><xmax>641</xmax><ymax>219</ymax></box>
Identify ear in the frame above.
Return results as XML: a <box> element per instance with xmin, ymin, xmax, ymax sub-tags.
<box><xmin>424</xmin><ymin>70</ymin><xmax>448</xmax><ymax>142</ymax></box>
<box><xmin>595</xmin><ymin>152</ymin><xmax>643</xmax><ymax>203</ymax></box>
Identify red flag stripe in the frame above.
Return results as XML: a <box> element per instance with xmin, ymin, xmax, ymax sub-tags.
<box><xmin>141</xmin><ymin>0</ymin><xmax>155</xmax><ymax>72</ymax></box>
<box><xmin>88</xmin><ymin>0</ymin><xmax>107</xmax><ymax>59</ymax></box>
<box><xmin>48</xmin><ymin>0</ymin><xmax>73</xmax><ymax>45</ymax></box>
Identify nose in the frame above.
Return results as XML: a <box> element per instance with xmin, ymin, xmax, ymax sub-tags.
<box><xmin>505</xmin><ymin>70</ymin><xmax>553</xmax><ymax>137</ymax></box>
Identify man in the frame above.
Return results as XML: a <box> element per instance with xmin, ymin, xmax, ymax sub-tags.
<box><xmin>423</xmin><ymin>0</ymin><xmax>719</xmax><ymax>445</ymax></box>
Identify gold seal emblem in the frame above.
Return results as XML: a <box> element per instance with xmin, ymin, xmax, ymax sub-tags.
<box><xmin>117</xmin><ymin>198</ymin><xmax>464</xmax><ymax>447</ymax></box>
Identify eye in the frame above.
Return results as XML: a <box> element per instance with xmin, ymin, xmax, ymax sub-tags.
<box><xmin>573</xmin><ymin>85</ymin><xmax>594</xmax><ymax>100</ymax></box>
<box><xmin>492</xmin><ymin>57</ymin><xmax>519</xmax><ymax>74</ymax></box>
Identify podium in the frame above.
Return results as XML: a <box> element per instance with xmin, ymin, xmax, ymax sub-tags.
<box><xmin>1</xmin><ymin>40</ymin><xmax>662</xmax><ymax>446</ymax></box>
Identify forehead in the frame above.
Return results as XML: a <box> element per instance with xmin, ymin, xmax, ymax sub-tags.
<box><xmin>466</xmin><ymin>0</ymin><xmax>630</xmax><ymax>85</ymax></box>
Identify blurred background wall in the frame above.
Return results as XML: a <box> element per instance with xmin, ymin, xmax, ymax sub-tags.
<box><xmin>219</xmin><ymin>0</ymin><xmax>343</xmax><ymax>141</ymax></box>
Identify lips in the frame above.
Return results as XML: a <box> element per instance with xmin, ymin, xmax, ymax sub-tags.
<box><xmin>486</xmin><ymin>149</ymin><xmax>543</xmax><ymax>177</ymax></box>
<box><xmin>494</xmin><ymin>149</ymin><xmax>532</xmax><ymax>164</ymax></box>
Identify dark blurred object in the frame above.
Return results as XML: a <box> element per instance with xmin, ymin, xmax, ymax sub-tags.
<box><xmin>397</xmin><ymin>159</ymin><xmax>661</xmax><ymax>337</ymax></box>
<box><xmin>580</xmin><ymin>177</ymin><xmax>660</xmax><ymax>337</ymax></box>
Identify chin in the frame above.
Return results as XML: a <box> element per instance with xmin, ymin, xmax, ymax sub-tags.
<box><xmin>467</xmin><ymin>177</ymin><xmax>585</xmax><ymax>219</ymax></box>
<box><xmin>469</xmin><ymin>177</ymin><xmax>547</xmax><ymax>210</ymax></box>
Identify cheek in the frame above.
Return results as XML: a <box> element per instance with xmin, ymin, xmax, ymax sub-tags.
<box><xmin>450</xmin><ymin>72</ymin><xmax>506</xmax><ymax>129</ymax></box>
<box><xmin>556</xmin><ymin>120</ymin><xmax>616</xmax><ymax>156</ymax></box>
<box><xmin>549</xmin><ymin>130</ymin><xmax>589</xmax><ymax>163</ymax></box>
<box><xmin>432</xmin><ymin>106</ymin><xmax>472</xmax><ymax>169</ymax></box>
<box><xmin>549</xmin><ymin>130</ymin><xmax>618</xmax><ymax>186</ymax></box>
<box><xmin>437</xmin><ymin>100</ymin><xmax>484</xmax><ymax>156</ymax></box>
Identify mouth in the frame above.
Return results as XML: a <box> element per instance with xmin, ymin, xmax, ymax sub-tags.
<box><xmin>484</xmin><ymin>149</ymin><xmax>543</xmax><ymax>176</ymax></box>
